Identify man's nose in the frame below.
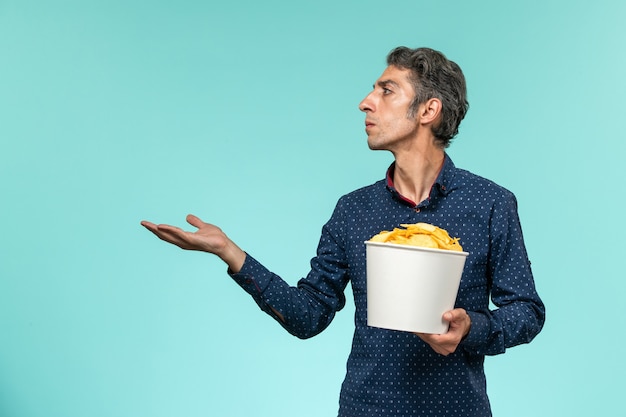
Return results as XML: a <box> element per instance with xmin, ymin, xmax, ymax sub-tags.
<box><xmin>359</xmin><ymin>92</ymin><xmax>375</xmax><ymax>112</ymax></box>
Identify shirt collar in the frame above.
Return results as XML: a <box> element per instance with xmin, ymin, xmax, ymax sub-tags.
<box><xmin>385</xmin><ymin>153</ymin><xmax>456</xmax><ymax>206</ymax></box>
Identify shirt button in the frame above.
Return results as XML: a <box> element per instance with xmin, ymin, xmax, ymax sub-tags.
<box><xmin>245</xmin><ymin>278</ymin><xmax>252</xmax><ymax>284</ymax></box>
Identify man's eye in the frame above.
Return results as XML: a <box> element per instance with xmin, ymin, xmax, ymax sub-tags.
<box><xmin>382</xmin><ymin>88</ymin><xmax>392</xmax><ymax>95</ymax></box>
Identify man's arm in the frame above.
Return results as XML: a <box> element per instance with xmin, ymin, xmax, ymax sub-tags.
<box><xmin>417</xmin><ymin>192</ymin><xmax>545</xmax><ymax>357</ymax></box>
<box><xmin>141</xmin><ymin>212</ymin><xmax>349</xmax><ymax>335</ymax></box>
<box><xmin>142</xmin><ymin>214</ymin><xmax>290</xmax><ymax>320</ymax></box>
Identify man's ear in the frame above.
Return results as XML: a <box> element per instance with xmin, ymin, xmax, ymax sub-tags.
<box><xmin>418</xmin><ymin>98</ymin><xmax>442</xmax><ymax>125</ymax></box>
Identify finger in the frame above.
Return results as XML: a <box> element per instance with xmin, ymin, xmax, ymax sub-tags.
<box><xmin>140</xmin><ymin>220</ymin><xmax>157</xmax><ymax>231</ymax></box>
<box><xmin>186</xmin><ymin>214</ymin><xmax>205</xmax><ymax>229</ymax></box>
<box><xmin>142</xmin><ymin>221</ymin><xmax>181</xmax><ymax>235</ymax></box>
<box><xmin>144</xmin><ymin>226</ymin><xmax>183</xmax><ymax>247</ymax></box>
<box><xmin>415</xmin><ymin>333</ymin><xmax>453</xmax><ymax>356</ymax></box>
<box><xmin>438</xmin><ymin>347</ymin><xmax>453</xmax><ymax>356</ymax></box>
<box><xmin>442</xmin><ymin>312</ymin><xmax>458</xmax><ymax>324</ymax></box>
<box><xmin>152</xmin><ymin>227</ymin><xmax>191</xmax><ymax>248</ymax></box>
<box><xmin>415</xmin><ymin>332</ymin><xmax>442</xmax><ymax>344</ymax></box>
<box><xmin>155</xmin><ymin>224</ymin><xmax>193</xmax><ymax>242</ymax></box>
<box><xmin>155</xmin><ymin>223</ymin><xmax>184</xmax><ymax>233</ymax></box>
<box><xmin>443</xmin><ymin>308</ymin><xmax>465</xmax><ymax>322</ymax></box>
<box><xmin>142</xmin><ymin>222</ymin><xmax>171</xmax><ymax>238</ymax></box>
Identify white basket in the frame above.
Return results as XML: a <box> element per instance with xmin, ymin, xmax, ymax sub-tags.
<box><xmin>365</xmin><ymin>241</ymin><xmax>468</xmax><ymax>334</ymax></box>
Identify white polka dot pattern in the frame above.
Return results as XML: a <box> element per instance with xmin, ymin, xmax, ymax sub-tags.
<box><xmin>230</xmin><ymin>154</ymin><xmax>545</xmax><ymax>417</ymax></box>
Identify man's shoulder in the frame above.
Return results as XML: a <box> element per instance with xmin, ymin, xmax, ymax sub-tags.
<box><xmin>333</xmin><ymin>179</ymin><xmax>388</xmax><ymax>209</ymax></box>
<box><xmin>342</xmin><ymin>179</ymin><xmax>386</xmax><ymax>198</ymax></box>
<box><xmin>451</xmin><ymin>166</ymin><xmax>516</xmax><ymax>200</ymax></box>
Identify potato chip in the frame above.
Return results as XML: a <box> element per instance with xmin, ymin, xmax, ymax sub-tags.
<box><xmin>406</xmin><ymin>234</ymin><xmax>439</xmax><ymax>248</ymax></box>
<box><xmin>368</xmin><ymin>222</ymin><xmax>463</xmax><ymax>251</ymax></box>
<box><xmin>368</xmin><ymin>230</ymin><xmax>394</xmax><ymax>243</ymax></box>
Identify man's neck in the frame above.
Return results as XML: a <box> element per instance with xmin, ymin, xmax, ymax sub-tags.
<box><xmin>392</xmin><ymin>146</ymin><xmax>445</xmax><ymax>205</ymax></box>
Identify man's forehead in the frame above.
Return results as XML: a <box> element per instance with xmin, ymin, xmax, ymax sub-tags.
<box><xmin>375</xmin><ymin>66</ymin><xmax>412</xmax><ymax>86</ymax></box>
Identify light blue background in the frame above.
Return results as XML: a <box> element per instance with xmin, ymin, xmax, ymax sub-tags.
<box><xmin>1</xmin><ymin>1</ymin><xmax>624</xmax><ymax>416</ymax></box>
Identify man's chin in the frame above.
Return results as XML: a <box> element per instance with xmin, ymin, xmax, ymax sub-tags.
<box><xmin>367</xmin><ymin>141</ymin><xmax>386</xmax><ymax>151</ymax></box>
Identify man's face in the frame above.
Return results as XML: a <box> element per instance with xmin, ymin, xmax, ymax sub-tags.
<box><xmin>359</xmin><ymin>66</ymin><xmax>419</xmax><ymax>151</ymax></box>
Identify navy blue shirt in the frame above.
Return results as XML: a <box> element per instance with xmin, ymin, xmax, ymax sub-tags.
<box><xmin>230</xmin><ymin>154</ymin><xmax>545</xmax><ymax>417</ymax></box>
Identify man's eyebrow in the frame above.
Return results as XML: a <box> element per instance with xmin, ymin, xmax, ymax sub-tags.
<box><xmin>374</xmin><ymin>79</ymin><xmax>399</xmax><ymax>89</ymax></box>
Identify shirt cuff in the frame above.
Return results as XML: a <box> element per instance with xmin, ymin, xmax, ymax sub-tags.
<box><xmin>462</xmin><ymin>310</ymin><xmax>491</xmax><ymax>352</ymax></box>
<box><xmin>228</xmin><ymin>253</ymin><xmax>272</xmax><ymax>298</ymax></box>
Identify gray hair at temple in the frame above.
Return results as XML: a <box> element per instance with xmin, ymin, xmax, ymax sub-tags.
<box><xmin>386</xmin><ymin>46</ymin><xmax>469</xmax><ymax>148</ymax></box>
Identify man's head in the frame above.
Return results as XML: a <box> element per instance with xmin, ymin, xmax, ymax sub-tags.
<box><xmin>385</xmin><ymin>46</ymin><xmax>468</xmax><ymax>148</ymax></box>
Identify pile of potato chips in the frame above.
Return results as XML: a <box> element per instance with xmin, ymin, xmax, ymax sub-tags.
<box><xmin>368</xmin><ymin>222</ymin><xmax>463</xmax><ymax>252</ymax></box>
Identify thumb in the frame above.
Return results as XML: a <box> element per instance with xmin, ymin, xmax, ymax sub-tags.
<box><xmin>186</xmin><ymin>214</ymin><xmax>205</xmax><ymax>228</ymax></box>
<box><xmin>444</xmin><ymin>309</ymin><xmax>464</xmax><ymax>322</ymax></box>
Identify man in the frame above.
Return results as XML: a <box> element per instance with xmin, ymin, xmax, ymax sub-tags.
<box><xmin>141</xmin><ymin>46</ymin><xmax>545</xmax><ymax>417</ymax></box>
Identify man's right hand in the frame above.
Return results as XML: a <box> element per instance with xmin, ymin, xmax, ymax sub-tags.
<box><xmin>140</xmin><ymin>214</ymin><xmax>246</xmax><ymax>273</ymax></box>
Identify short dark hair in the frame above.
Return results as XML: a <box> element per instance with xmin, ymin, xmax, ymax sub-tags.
<box><xmin>386</xmin><ymin>46</ymin><xmax>469</xmax><ymax>148</ymax></box>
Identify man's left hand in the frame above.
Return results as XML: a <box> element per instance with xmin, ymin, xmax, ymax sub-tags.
<box><xmin>415</xmin><ymin>308</ymin><xmax>471</xmax><ymax>356</ymax></box>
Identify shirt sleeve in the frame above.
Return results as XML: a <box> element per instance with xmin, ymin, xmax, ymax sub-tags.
<box><xmin>461</xmin><ymin>192</ymin><xmax>546</xmax><ymax>355</ymax></box>
<box><xmin>229</xmin><ymin>208</ymin><xmax>350</xmax><ymax>339</ymax></box>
